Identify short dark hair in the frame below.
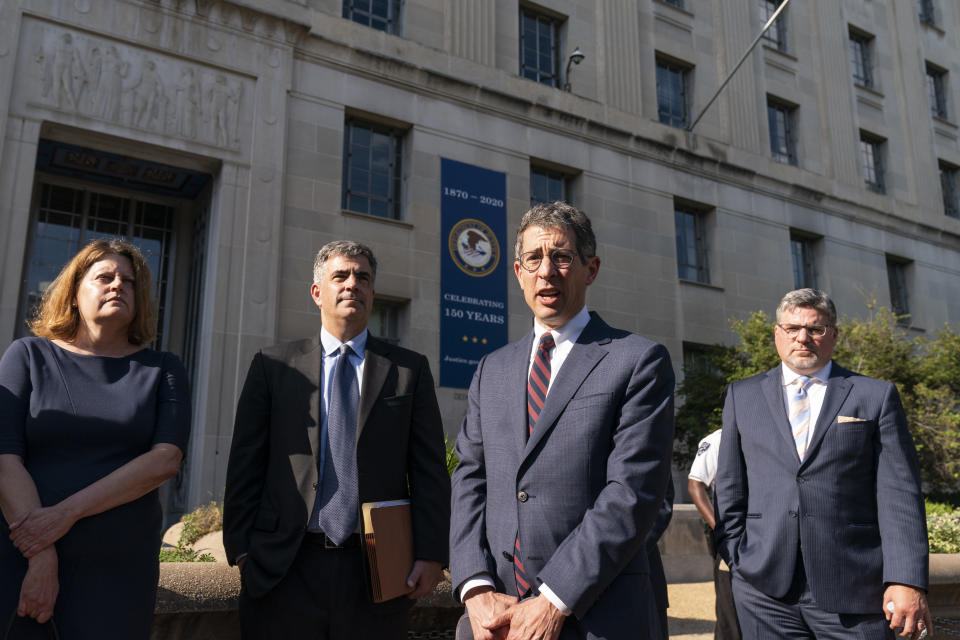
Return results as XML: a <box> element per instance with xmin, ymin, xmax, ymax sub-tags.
<box><xmin>514</xmin><ymin>201</ymin><xmax>596</xmax><ymax>263</ymax></box>
<box><xmin>313</xmin><ymin>240</ymin><xmax>378</xmax><ymax>284</ymax></box>
<box><xmin>776</xmin><ymin>288</ymin><xmax>838</xmax><ymax>326</ymax></box>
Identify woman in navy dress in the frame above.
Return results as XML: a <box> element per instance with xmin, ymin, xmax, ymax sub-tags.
<box><xmin>0</xmin><ymin>239</ymin><xmax>191</xmax><ymax>638</ymax></box>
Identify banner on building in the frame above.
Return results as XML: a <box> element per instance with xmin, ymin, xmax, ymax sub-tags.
<box><xmin>439</xmin><ymin>158</ymin><xmax>509</xmax><ymax>389</ymax></box>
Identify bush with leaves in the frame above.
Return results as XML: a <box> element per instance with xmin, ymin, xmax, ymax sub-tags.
<box><xmin>159</xmin><ymin>501</ymin><xmax>223</xmax><ymax>563</ymax></box>
<box><xmin>674</xmin><ymin>303</ymin><xmax>960</xmax><ymax>494</ymax></box>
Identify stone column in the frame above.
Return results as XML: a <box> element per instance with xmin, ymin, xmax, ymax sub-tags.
<box><xmin>602</xmin><ymin>0</ymin><xmax>643</xmax><ymax>114</ymax></box>
<box><xmin>447</xmin><ymin>0</ymin><xmax>496</xmax><ymax>67</ymax></box>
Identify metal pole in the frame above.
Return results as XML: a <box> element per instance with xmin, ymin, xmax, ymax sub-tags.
<box><xmin>686</xmin><ymin>0</ymin><xmax>795</xmax><ymax>133</ymax></box>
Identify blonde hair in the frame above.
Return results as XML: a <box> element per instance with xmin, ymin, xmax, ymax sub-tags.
<box><xmin>29</xmin><ymin>239</ymin><xmax>157</xmax><ymax>345</ymax></box>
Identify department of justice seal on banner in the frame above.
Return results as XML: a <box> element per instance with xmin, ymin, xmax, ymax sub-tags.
<box><xmin>448</xmin><ymin>218</ymin><xmax>500</xmax><ymax>277</ymax></box>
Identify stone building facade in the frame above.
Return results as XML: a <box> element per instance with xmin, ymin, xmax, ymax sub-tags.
<box><xmin>1</xmin><ymin>0</ymin><xmax>958</xmax><ymax>515</ymax></box>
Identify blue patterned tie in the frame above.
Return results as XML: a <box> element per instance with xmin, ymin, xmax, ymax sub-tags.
<box><xmin>314</xmin><ymin>344</ymin><xmax>360</xmax><ymax>544</ymax></box>
<box><xmin>789</xmin><ymin>376</ymin><xmax>812</xmax><ymax>460</ymax></box>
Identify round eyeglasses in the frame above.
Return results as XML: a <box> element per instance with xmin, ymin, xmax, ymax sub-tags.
<box><xmin>517</xmin><ymin>249</ymin><xmax>579</xmax><ymax>272</ymax></box>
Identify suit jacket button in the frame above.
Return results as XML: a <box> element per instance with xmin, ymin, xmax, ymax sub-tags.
<box><xmin>789</xmin><ymin>510</ymin><xmax>798</xmax><ymax>517</ymax></box>
<box><xmin>517</xmin><ymin>490</ymin><xmax>528</xmax><ymax>502</ymax></box>
<box><xmin>503</xmin><ymin>551</ymin><xmax>513</xmax><ymax>561</ymax></box>
<box><xmin>312</xmin><ymin>482</ymin><xmax>319</xmax><ymax>490</ymax></box>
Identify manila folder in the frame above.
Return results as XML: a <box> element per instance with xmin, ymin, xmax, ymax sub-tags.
<box><xmin>362</xmin><ymin>499</ymin><xmax>415</xmax><ymax>603</ymax></box>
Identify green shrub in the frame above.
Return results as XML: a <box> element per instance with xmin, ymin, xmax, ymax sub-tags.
<box><xmin>159</xmin><ymin>545</ymin><xmax>215</xmax><ymax>562</ymax></box>
<box><xmin>159</xmin><ymin>501</ymin><xmax>223</xmax><ymax>563</ymax></box>
<box><xmin>179</xmin><ymin>501</ymin><xmax>223</xmax><ymax>547</ymax></box>
<box><xmin>928</xmin><ymin>512</ymin><xmax>960</xmax><ymax>553</ymax></box>
<box><xmin>445</xmin><ymin>436</ymin><xmax>459</xmax><ymax>477</ymax></box>
<box><xmin>926</xmin><ymin>500</ymin><xmax>958</xmax><ymax>516</ymax></box>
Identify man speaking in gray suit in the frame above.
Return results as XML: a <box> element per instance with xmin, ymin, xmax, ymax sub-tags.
<box><xmin>450</xmin><ymin>201</ymin><xmax>675</xmax><ymax>640</ymax></box>
<box><xmin>715</xmin><ymin>288</ymin><xmax>931</xmax><ymax>639</ymax></box>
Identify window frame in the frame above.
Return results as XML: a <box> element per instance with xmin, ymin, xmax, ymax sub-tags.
<box><xmin>918</xmin><ymin>0</ymin><xmax>936</xmax><ymax>26</ymax></box>
<box><xmin>656</xmin><ymin>55</ymin><xmax>692</xmax><ymax>129</ymax></box>
<box><xmin>859</xmin><ymin>132</ymin><xmax>886</xmax><ymax>194</ymax></box>
<box><xmin>530</xmin><ymin>165</ymin><xmax>570</xmax><ymax>207</ymax></box>
<box><xmin>848</xmin><ymin>28</ymin><xmax>874</xmax><ymax>89</ymax></box>
<box><xmin>342</xmin><ymin>0</ymin><xmax>402</xmax><ymax>34</ymax></box>
<box><xmin>926</xmin><ymin>62</ymin><xmax>949</xmax><ymax>120</ymax></box>
<box><xmin>674</xmin><ymin>205</ymin><xmax>710</xmax><ymax>285</ymax></box>
<box><xmin>789</xmin><ymin>233</ymin><xmax>818</xmax><ymax>290</ymax></box>
<box><xmin>767</xmin><ymin>97</ymin><xmax>798</xmax><ymax>166</ymax></box>
<box><xmin>519</xmin><ymin>6</ymin><xmax>561</xmax><ymax>88</ymax></box>
<box><xmin>759</xmin><ymin>0</ymin><xmax>788</xmax><ymax>52</ymax></box>
<box><xmin>341</xmin><ymin>117</ymin><xmax>405</xmax><ymax>220</ymax></box>
<box><xmin>885</xmin><ymin>256</ymin><xmax>911</xmax><ymax>324</ymax></box>
<box><xmin>369</xmin><ymin>297</ymin><xmax>405</xmax><ymax>345</ymax></box>
<box><xmin>940</xmin><ymin>160</ymin><xmax>960</xmax><ymax>219</ymax></box>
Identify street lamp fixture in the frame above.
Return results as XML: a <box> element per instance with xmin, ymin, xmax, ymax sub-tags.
<box><xmin>564</xmin><ymin>47</ymin><xmax>585</xmax><ymax>92</ymax></box>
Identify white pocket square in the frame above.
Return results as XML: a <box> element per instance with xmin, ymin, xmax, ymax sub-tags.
<box><xmin>838</xmin><ymin>415</ymin><xmax>868</xmax><ymax>423</ymax></box>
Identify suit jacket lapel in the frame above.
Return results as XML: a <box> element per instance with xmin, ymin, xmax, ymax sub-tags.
<box><xmin>801</xmin><ymin>365</ymin><xmax>852</xmax><ymax>465</ymax></box>
<box><xmin>358</xmin><ymin>336</ymin><xmax>391</xmax><ymax>442</ymax></box>
<box><xmin>523</xmin><ymin>317</ymin><xmax>609</xmax><ymax>460</ymax></box>
<box><xmin>291</xmin><ymin>334</ymin><xmax>323</xmax><ymax>501</ymax></box>
<box><xmin>761</xmin><ymin>367</ymin><xmax>799</xmax><ymax>464</ymax></box>
<box><xmin>511</xmin><ymin>332</ymin><xmax>536</xmax><ymax>455</ymax></box>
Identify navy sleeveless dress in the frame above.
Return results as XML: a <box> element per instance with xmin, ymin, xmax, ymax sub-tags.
<box><xmin>0</xmin><ymin>337</ymin><xmax>191</xmax><ymax>639</ymax></box>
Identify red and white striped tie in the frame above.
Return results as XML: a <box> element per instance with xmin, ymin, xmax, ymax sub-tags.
<box><xmin>515</xmin><ymin>332</ymin><xmax>555</xmax><ymax>596</ymax></box>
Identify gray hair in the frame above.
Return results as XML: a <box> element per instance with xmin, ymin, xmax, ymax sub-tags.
<box><xmin>514</xmin><ymin>201</ymin><xmax>597</xmax><ymax>263</ymax></box>
<box><xmin>776</xmin><ymin>288</ymin><xmax>838</xmax><ymax>326</ymax></box>
<box><xmin>312</xmin><ymin>240</ymin><xmax>378</xmax><ymax>284</ymax></box>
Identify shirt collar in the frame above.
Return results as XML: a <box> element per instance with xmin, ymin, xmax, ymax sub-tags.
<box><xmin>320</xmin><ymin>326</ymin><xmax>368</xmax><ymax>359</ymax></box>
<box><xmin>533</xmin><ymin>306</ymin><xmax>591</xmax><ymax>347</ymax></box>
<box><xmin>781</xmin><ymin>360</ymin><xmax>832</xmax><ymax>386</ymax></box>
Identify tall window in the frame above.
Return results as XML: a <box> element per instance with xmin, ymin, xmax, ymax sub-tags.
<box><xmin>656</xmin><ymin>57</ymin><xmax>691</xmax><ymax>128</ymax></box>
<box><xmin>849</xmin><ymin>29</ymin><xmax>874</xmax><ymax>89</ymax></box>
<box><xmin>675</xmin><ymin>206</ymin><xmax>709</xmax><ymax>284</ymax></box>
<box><xmin>519</xmin><ymin>8</ymin><xmax>560</xmax><ymax>87</ymax></box>
<box><xmin>343</xmin><ymin>0</ymin><xmax>401</xmax><ymax>33</ymax></box>
<box><xmin>940</xmin><ymin>161</ymin><xmax>959</xmax><ymax>219</ymax></box>
<box><xmin>19</xmin><ymin>182</ymin><xmax>174</xmax><ymax>346</ymax></box>
<box><xmin>927</xmin><ymin>63</ymin><xmax>949</xmax><ymax>120</ymax></box>
<box><xmin>886</xmin><ymin>256</ymin><xmax>910</xmax><ymax>323</ymax></box>
<box><xmin>759</xmin><ymin>0</ymin><xmax>787</xmax><ymax>52</ymax></box>
<box><xmin>341</xmin><ymin>118</ymin><xmax>403</xmax><ymax>219</ymax></box>
<box><xmin>530</xmin><ymin>166</ymin><xmax>569</xmax><ymax>206</ymax></box>
<box><xmin>860</xmin><ymin>132</ymin><xmax>886</xmax><ymax>194</ymax></box>
<box><xmin>370</xmin><ymin>298</ymin><xmax>403</xmax><ymax>345</ymax></box>
<box><xmin>918</xmin><ymin>0</ymin><xmax>936</xmax><ymax>26</ymax></box>
<box><xmin>790</xmin><ymin>234</ymin><xmax>817</xmax><ymax>289</ymax></box>
<box><xmin>767</xmin><ymin>98</ymin><xmax>798</xmax><ymax>165</ymax></box>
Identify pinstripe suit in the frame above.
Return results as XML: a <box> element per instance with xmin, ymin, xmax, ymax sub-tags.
<box><xmin>450</xmin><ymin>312</ymin><xmax>675</xmax><ymax>639</ymax></box>
<box><xmin>714</xmin><ymin>362</ymin><xmax>927</xmax><ymax>635</ymax></box>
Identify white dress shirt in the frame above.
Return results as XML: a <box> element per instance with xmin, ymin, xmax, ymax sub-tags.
<box><xmin>459</xmin><ymin>307</ymin><xmax>592</xmax><ymax>615</ymax></box>
<box><xmin>780</xmin><ymin>360</ymin><xmax>832</xmax><ymax>442</ymax></box>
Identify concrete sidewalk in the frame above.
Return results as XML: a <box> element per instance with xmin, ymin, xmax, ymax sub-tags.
<box><xmin>667</xmin><ymin>582</ymin><xmax>716</xmax><ymax>640</ymax></box>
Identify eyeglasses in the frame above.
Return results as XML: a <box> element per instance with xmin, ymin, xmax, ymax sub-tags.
<box><xmin>517</xmin><ymin>249</ymin><xmax>579</xmax><ymax>272</ymax></box>
<box><xmin>777</xmin><ymin>323</ymin><xmax>832</xmax><ymax>338</ymax></box>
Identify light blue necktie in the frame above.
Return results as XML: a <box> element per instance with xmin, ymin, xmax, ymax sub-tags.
<box><xmin>789</xmin><ymin>376</ymin><xmax>812</xmax><ymax>460</ymax></box>
<box><xmin>313</xmin><ymin>344</ymin><xmax>360</xmax><ymax>544</ymax></box>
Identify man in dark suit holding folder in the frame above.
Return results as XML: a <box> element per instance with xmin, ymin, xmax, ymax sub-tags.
<box><xmin>223</xmin><ymin>240</ymin><xmax>451</xmax><ymax>639</ymax></box>
<box><xmin>714</xmin><ymin>288</ymin><xmax>931</xmax><ymax>639</ymax></box>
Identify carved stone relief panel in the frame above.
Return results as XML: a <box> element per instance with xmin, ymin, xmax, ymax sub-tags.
<box><xmin>20</xmin><ymin>18</ymin><xmax>252</xmax><ymax>152</ymax></box>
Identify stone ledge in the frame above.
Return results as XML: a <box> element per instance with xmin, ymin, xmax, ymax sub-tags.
<box><xmin>155</xmin><ymin>563</ymin><xmax>462</xmax><ymax>632</ymax></box>
<box><xmin>930</xmin><ymin>553</ymin><xmax>960</xmax><ymax>618</ymax></box>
